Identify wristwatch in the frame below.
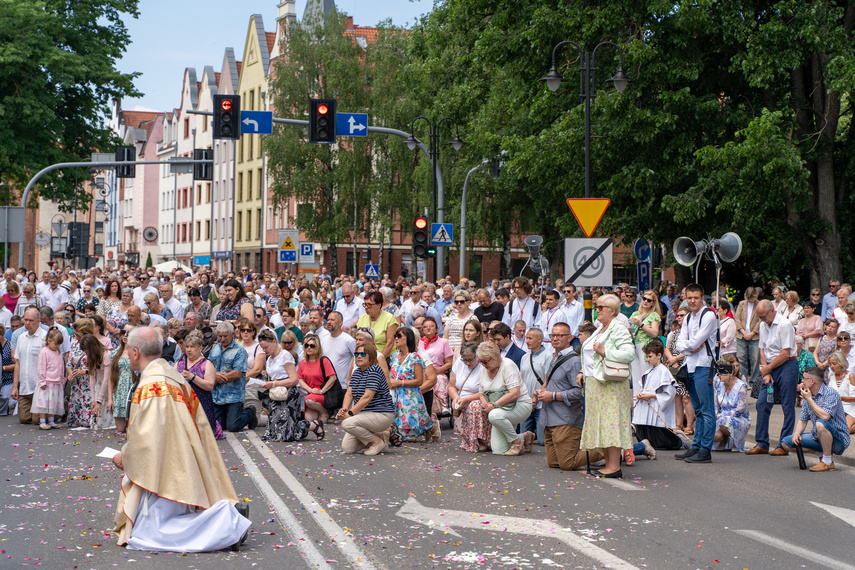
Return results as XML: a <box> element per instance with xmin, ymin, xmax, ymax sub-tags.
<box><xmin>347</xmin><ymin>410</ymin><xmax>354</xmax><ymax>416</ymax></box>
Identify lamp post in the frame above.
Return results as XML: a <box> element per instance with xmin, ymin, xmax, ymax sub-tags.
<box><xmin>541</xmin><ymin>41</ymin><xmax>629</xmax><ymax>198</ymax></box>
<box><xmin>404</xmin><ymin>117</ymin><xmax>464</xmax><ymax>281</ymax></box>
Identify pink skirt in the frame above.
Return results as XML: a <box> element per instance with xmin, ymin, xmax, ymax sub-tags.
<box><xmin>31</xmin><ymin>384</ymin><xmax>65</xmax><ymax>416</ymax></box>
<box><xmin>458</xmin><ymin>399</ymin><xmax>491</xmax><ymax>453</ymax></box>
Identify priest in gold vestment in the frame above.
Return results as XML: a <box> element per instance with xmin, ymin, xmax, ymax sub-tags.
<box><xmin>112</xmin><ymin>327</ymin><xmax>250</xmax><ymax>551</ymax></box>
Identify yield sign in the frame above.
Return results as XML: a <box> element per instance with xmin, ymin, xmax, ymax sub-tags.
<box><xmin>567</xmin><ymin>198</ymin><xmax>610</xmax><ymax>238</ymax></box>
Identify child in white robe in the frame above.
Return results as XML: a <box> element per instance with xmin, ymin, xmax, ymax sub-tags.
<box><xmin>631</xmin><ymin>339</ymin><xmax>683</xmax><ymax>459</ymax></box>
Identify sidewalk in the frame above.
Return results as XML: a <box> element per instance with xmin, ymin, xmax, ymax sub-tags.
<box><xmin>739</xmin><ymin>396</ymin><xmax>855</xmax><ymax>467</ymax></box>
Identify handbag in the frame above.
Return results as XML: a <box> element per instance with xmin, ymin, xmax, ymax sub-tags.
<box><xmin>595</xmin><ymin>325</ymin><xmax>631</xmax><ymax>383</ymax></box>
<box><xmin>322</xmin><ymin>357</ymin><xmax>345</xmax><ymax>413</ymax></box>
<box><xmin>483</xmin><ymin>388</ymin><xmax>515</xmax><ymax>411</ymax></box>
<box><xmin>269</xmin><ymin>385</ymin><xmax>291</xmax><ymax>401</ymax></box>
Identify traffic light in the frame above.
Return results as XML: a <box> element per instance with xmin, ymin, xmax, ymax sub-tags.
<box><xmin>426</xmin><ymin>245</ymin><xmax>437</xmax><ymax>258</ymax></box>
<box><xmin>213</xmin><ymin>94</ymin><xmax>241</xmax><ymax>139</ymax></box>
<box><xmin>413</xmin><ymin>216</ymin><xmax>429</xmax><ymax>258</ymax></box>
<box><xmin>193</xmin><ymin>148</ymin><xmax>213</xmax><ymax>181</ymax></box>
<box><xmin>115</xmin><ymin>146</ymin><xmax>135</xmax><ymax>178</ymax></box>
<box><xmin>309</xmin><ymin>98</ymin><xmax>336</xmax><ymax>144</ymax></box>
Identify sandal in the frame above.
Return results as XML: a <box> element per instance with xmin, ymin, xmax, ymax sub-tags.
<box><xmin>389</xmin><ymin>424</ymin><xmax>403</xmax><ymax>447</ymax></box>
<box><xmin>312</xmin><ymin>420</ymin><xmax>325</xmax><ymax>441</ymax></box>
<box><xmin>684</xmin><ymin>427</ymin><xmax>694</xmax><ymax>436</ymax></box>
<box><xmin>623</xmin><ymin>448</ymin><xmax>635</xmax><ymax>466</ymax></box>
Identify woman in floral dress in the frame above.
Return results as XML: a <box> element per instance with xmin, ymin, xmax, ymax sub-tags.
<box><xmin>713</xmin><ymin>357</ymin><xmax>751</xmax><ymax>452</ymax></box>
<box><xmin>65</xmin><ymin>320</ymin><xmax>96</xmax><ymax>428</ymax></box>
<box><xmin>106</xmin><ymin>288</ymin><xmax>134</xmax><ymax>346</ymax></box>
<box><xmin>389</xmin><ymin>328</ymin><xmax>438</xmax><ymax>441</ymax></box>
<box><xmin>109</xmin><ymin>323</ymin><xmax>136</xmax><ymax>434</ymax></box>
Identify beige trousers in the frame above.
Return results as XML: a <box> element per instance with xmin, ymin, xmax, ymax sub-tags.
<box><xmin>341</xmin><ymin>411</ymin><xmax>395</xmax><ymax>452</ymax></box>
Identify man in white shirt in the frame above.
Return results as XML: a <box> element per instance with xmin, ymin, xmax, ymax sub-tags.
<box><xmin>333</xmin><ymin>284</ymin><xmax>364</xmax><ymax>330</ymax></box>
<box><xmin>133</xmin><ymin>275</ymin><xmax>158</xmax><ymax>309</ymax></box>
<box><xmin>36</xmin><ymin>272</ymin><xmax>51</xmax><ymax>297</ymax></box>
<box><xmin>510</xmin><ymin>320</ymin><xmax>530</xmax><ymax>353</ymax></box>
<box><xmin>307</xmin><ymin>309</ymin><xmax>330</xmax><ymax>342</ymax></box>
<box><xmin>536</xmin><ymin>290</ymin><xmax>569</xmax><ymax>343</ymax></box>
<box><xmin>520</xmin><ymin>327</ymin><xmax>552</xmax><ymax>445</ymax></box>
<box><xmin>11</xmin><ymin>307</ymin><xmax>47</xmax><ymax>425</ymax></box>
<box><xmin>41</xmin><ymin>274</ymin><xmax>69</xmax><ymax>311</ymax></box>
<box><xmin>832</xmin><ymin>286</ymin><xmax>851</xmax><ymax>326</ymax></box>
<box><xmin>321</xmin><ymin>312</ymin><xmax>356</xmax><ymax>389</ymax></box>
<box><xmin>159</xmin><ymin>283</ymin><xmax>184</xmax><ymax>321</ymax></box>
<box><xmin>400</xmin><ymin>286</ymin><xmax>420</xmax><ymax>322</ymax></box>
<box><xmin>675</xmin><ymin>283</ymin><xmax>718</xmax><ymax>464</ymax></box>
<box><xmin>746</xmin><ymin>299</ymin><xmax>799</xmax><ymax>457</ymax></box>
<box><xmin>503</xmin><ymin>277</ymin><xmax>539</xmax><ymax>332</ymax></box>
<box><xmin>39</xmin><ymin>307</ymin><xmax>71</xmax><ymax>356</ymax></box>
<box><xmin>561</xmin><ymin>283</ymin><xmax>584</xmax><ymax>338</ymax></box>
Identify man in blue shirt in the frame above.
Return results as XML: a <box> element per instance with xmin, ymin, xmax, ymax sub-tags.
<box><xmin>208</xmin><ymin>322</ymin><xmax>255</xmax><ymax>432</ymax></box>
<box><xmin>821</xmin><ymin>280</ymin><xmax>839</xmax><ymax>320</ymax></box>
<box><xmin>781</xmin><ymin>367</ymin><xmax>850</xmax><ymax>472</ymax></box>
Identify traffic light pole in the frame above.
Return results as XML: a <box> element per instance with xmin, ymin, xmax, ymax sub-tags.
<box><xmin>17</xmin><ymin>158</ymin><xmax>209</xmax><ymax>270</ymax></box>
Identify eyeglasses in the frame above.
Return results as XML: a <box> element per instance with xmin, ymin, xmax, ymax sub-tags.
<box><xmin>240</xmin><ymin>328</ymin><xmax>253</xmax><ymax>333</ymax></box>
<box><xmin>551</xmin><ymin>333</ymin><xmax>570</xmax><ymax>337</ymax></box>
<box><xmin>283</xmin><ymin>340</ymin><xmax>294</xmax><ymax>345</ymax></box>
<box><xmin>394</xmin><ymin>333</ymin><xmax>404</xmax><ymax>339</ymax></box>
<box><xmin>461</xmin><ymin>357</ymin><xmax>475</xmax><ymax>363</ymax></box>
<box><xmin>363</xmin><ymin>303</ymin><xmax>375</xmax><ymax>308</ymax></box>
<box><xmin>642</xmin><ymin>297</ymin><xmax>653</xmax><ymax>303</ymax></box>
<box><xmin>478</xmin><ymin>358</ymin><xmax>492</xmax><ymax>365</ymax></box>
<box><xmin>453</xmin><ymin>299</ymin><xmax>465</xmax><ymax>305</ymax></box>
<box><xmin>354</xmin><ymin>352</ymin><xmax>367</xmax><ymax>358</ymax></box>
<box><xmin>595</xmin><ymin>305</ymin><xmax>608</xmax><ymax>310</ymax></box>
<box><xmin>304</xmin><ymin>343</ymin><xmax>316</xmax><ymax>349</ymax></box>
<box><xmin>838</xmin><ymin>335</ymin><xmax>850</xmax><ymax>340</ymax></box>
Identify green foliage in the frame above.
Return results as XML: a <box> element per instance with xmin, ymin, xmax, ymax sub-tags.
<box><xmin>145</xmin><ymin>251</ymin><xmax>152</xmax><ymax>269</ymax></box>
<box><xmin>0</xmin><ymin>0</ymin><xmax>141</xmax><ymax>207</ymax></box>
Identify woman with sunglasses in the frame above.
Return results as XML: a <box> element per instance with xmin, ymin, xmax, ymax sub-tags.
<box><xmin>356</xmin><ymin>291</ymin><xmax>398</xmax><ymax>358</ymax></box>
<box><xmin>336</xmin><ymin>342</ymin><xmax>396</xmax><ymax>455</ymax></box>
<box><xmin>297</xmin><ymin>334</ymin><xmax>336</xmax><ymax>439</ymax></box>
<box><xmin>76</xmin><ymin>284</ymin><xmax>100</xmax><ymax>318</ymax></box>
<box><xmin>109</xmin><ymin>323</ymin><xmax>137</xmax><ymax>434</ymax></box>
<box><xmin>826</xmin><ymin>352</ymin><xmax>855</xmax><ymax>434</ymax></box>
<box><xmin>175</xmin><ymin>330</ymin><xmax>224</xmax><ymax>439</ymax></box>
<box><xmin>813</xmin><ymin>318</ymin><xmax>839</xmax><ymax>375</ymax></box>
<box><xmin>259</xmin><ymin>329</ymin><xmax>309</xmax><ymax>442</ymax></box>
<box><xmin>236</xmin><ymin>318</ymin><xmax>266</xmax><ymax>381</ymax></box>
<box><xmin>629</xmin><ymin>290</ymin><xmax>662</xmax><ymax>397</ymax></box>
<box><xmin>443</xmin><ymin>290</ymin><xmax>478</xmax><ymax>351</ymax></box>
<box><xmin>823</xmin><ymin>331</ymin><xmax>855</xmax><ymax>385</ymax></box>
<box><xmin>389</xmin><ymin>327</ymin><xmax>439</xmax><ymax>441</ymax></box>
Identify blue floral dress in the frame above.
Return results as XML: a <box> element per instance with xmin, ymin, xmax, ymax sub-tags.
<box><xmin>389</xmin><ymin>351</ymin><xmax>433</xmax><ymax>440</ymax></box>
<box><xmin>111</xmin><ymin>347</ymin><xmax>133</xmax><ymax>420</ymax></box>
<box><xmin>713</xmin><ymin>378</ymin><xmax>751</xmax><ymax>452</ymax></box>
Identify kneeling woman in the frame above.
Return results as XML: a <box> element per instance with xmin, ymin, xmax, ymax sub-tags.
<box><xmin>476</xmin><ymin>341</ymin><xmax>533</xmax><ymax>456</ymax></box>
<box><xmin>447</xmin><ymin>341</ymin><xmax>489</xmax><ymax>451</ymax></box>
<box><xmin>389</xmin><ymin>327</ymin><xmax>439</xmax><ymax>441</ymax></box>
<box><xmin>336</xmin><ymin>343</ymin><xmax>396</xmax><ymax>455</ymax></box>
<box><xmin>258</xmin><ymin>330</ymin><xmax>309</xmax><ymax>442</ymax></box>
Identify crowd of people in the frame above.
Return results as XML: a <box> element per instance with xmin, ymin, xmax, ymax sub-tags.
<box><xmin>2</xmin><ymin>264</ymin><xmax>852</xmax><ymax>481</ymax></box>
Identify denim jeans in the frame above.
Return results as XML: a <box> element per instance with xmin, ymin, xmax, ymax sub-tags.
<box><xmin>736</xmin><ymin>338</ymin><xmax>761</xmax><ymax>391</ymax></box>
<box><xmin>686</xmin><ymin>366</ymin><xmax>715</xmax><ymax>451</ymax></box>
<box><xmin>781</xmin><ymin>419</ymin><xmax>847</xmax><ymax>456</ymax></box>
<box><xmin>214</xmin><ymin>401</ymin><xmax>253</xmax><ymax>432</ymax></box>
<box><xmin>754</xmin><ymin>358</ymin><xmax>798</xmax><ymax>450</ymax></box>
<box><xmin>518</xmin><ymin>407</ymin><xmax>541</xmax><ymax>444</ymax></box>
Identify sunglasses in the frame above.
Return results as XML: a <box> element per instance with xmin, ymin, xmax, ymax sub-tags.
<box><xmin>642</xmin><ymin>297</ymin><xmax>653</xmax><ymax>302</ymax></box>
<box><xmin>363</xmin><ymin>303</ymin><xmax>374</xmax><ymax>308</ymax></box>
<box><xmin>839</xmin><ymin>336</ymin><xmax>850</xmax><ymax>340</ymax></box>
<box><xmin>453</xmin><ymin>299</ymin><xmax>465</xmax><ymax>304</ymax></box>
<box><xmin>304</xmin><ymin>343</ymin><xmax>316</xmax><ymax>349</ymax></box>
<box><xmin>394</xmin><ymin>333</ymin><xmax>405</xmax><ymax>339</ymax></box>
<box><xmin>283</xmin><ymin>340</ymin><xmax>294</xmax><ymax>345</ymax></box>
<box><xmin>240</xmin><ymin>328</ymin><xmax>253</xmax><ymax>333</ymax></box>
<box><xmin>354</xmin><ymin>351</ymin><xmax>367</xmax><ymax>357</ymax></box>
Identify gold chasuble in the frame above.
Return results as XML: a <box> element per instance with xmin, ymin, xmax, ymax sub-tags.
<box><xmin>114</xmin><ymin>359</ymin><xmax>239</xmax><ymax>546</ymax></box>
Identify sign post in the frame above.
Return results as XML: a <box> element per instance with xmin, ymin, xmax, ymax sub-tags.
<box><xmin>278</xmin><ymin>228</ymin><xmax>299</xmax><ymax>264</ymax></box>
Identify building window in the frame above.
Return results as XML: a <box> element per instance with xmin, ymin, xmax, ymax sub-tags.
<box><xmin>237</xmin><ymin>211</ymin><xmax>242</xmax><ymax>241</ymax></box>
<box><xmin>247</xmin><ymin>170</ymin><xmax>253</xmax><ymax>203</ymax></box>
<box><xmin>248</xmin><ymin>131</ymin><xmax>253</xmax><ymax>160</ymax></box>
<box><xmin>95</xmin><ymin>221</ymin><xmax>104</xmax><ymax>234</ymax></box>
<box><xmin>184</xmin><ymin>118</ymin><xmax>189</xmax><ymax>139</ymax></box>
<box><xmin>196</xmin><ymin>221</ymin><xmax>201</xmax><ymax>241</ymax></box>
<box><xmin>202</xmin><ymin>117</ymin><xmax>208</xmax><ymax>132</ymax></box>
<box><xmin>206</xmin><ymin>182</ymin><xmax>212</xmax><ymax>203</ymax></box>
<box><xmin>94</xmin><ymin>243</ymin><xmax>103</xmax><ymax>255</ymax></box>
<box><xmin>246</xmin><ymin>209</ymin><xmax>252</xmax><ymax>240</ymax></box>
<box><xmin>257</xmin><ymin>208</ymin><xmax>262</xmax><ymax>240</ymax></box>
<box><xmin>237</xmin><ymin>173</ymin><xmax>243</xmax><ymax>202</ymax></box>
<box><xmin>257</xmin><ymin>167</ymin><xmax>263</xmax><ymax>199</ymax></box>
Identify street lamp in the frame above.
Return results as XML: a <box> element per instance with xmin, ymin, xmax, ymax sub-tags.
<box><xmin>541</xmin><ymin>40</ymin><xmax>629</xmax><ymax>198</ymax></box>
<box><xmin>405</xmin><ymin>116</ymin><xmax>464</xmax><ymax>280</ymax></box>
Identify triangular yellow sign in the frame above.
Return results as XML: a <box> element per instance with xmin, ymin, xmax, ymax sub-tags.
<box><xmin>566</xmin><ymin>198</ymin><xmax>610</xmax><ymax>237</ymax></box>
<box><xmin>282</xmin><ymin>237</ymin><xmax>295</xmax><ymax>249</ymax></box>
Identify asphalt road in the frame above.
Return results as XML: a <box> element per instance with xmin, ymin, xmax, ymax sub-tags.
<box><xmin>2</xmin><ymin>413</ymin><xmax>854</xmax><ymax>569</ymax></box>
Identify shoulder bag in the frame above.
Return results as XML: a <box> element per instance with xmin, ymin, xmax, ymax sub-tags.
<box><xmin>596</xmin><ymin>325</ymin><xmax>631</xmax><ymax>383</ymax></box>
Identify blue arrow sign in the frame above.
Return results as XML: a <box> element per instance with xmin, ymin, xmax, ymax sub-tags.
<box><xmin>431</xmin><ymin>223</ymin><xmax>453</xmax><ymax>246</ymax></box>
<box><xmin>240</xmin><ymin>110</ymin><xmax>273</xmax><ymax>135</ymax></box>
<box><xmin>336</xmin><ymin>113</ymin><xmax>368</xmax><ymax>137</ymax></box>
<box><xmin>634</xmin><ymin>239</ymin><xmax>650</xmax><ymax>262</ymax></box>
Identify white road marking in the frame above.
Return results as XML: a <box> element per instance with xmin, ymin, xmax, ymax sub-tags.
<box><xmin>225</xmin><ymin>433</ymin><xmax>330</xmax><ymax>568</ymax></box>
<box><xmin>733</xmin><ymin>529</ymin><xmax>855</xmax><ymax>570</ymax></box>
<box><xmin>243</xmin><ymin>430</ymin><xmax>375</xmax><ymax>569</ymax></box>
<box><xmin>811</xmin><ymin>501</ymin><xmax>855</xmax><ymax>529</ymax></box>
<box><xmin>397</xmin><ymin>497</ymin><xmax>639</xmax><ymax>569</ymax></box>
<box><xmin>590</xmin><ymin>476</ymin><xmax>646</xmax><ymax>491</ymax></box>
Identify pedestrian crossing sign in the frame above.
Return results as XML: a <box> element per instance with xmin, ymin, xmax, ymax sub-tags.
<box><xmin>431</xmin><ymin>223</ymin><xmax>453</xmax><ymax>246</ymax></box>
<box><xmin>365</xmin><ymin>264</ymin><xmax>379</xmax><ymax>279</ymax></box>
<box><xmin>282</xmin><ymin>237</ymin><xmax>295</xmax><ymax>249</ymax></box>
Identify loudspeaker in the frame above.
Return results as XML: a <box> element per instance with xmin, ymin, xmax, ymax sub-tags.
<box><xmin>710</xmin><ymin>232</ymin><xmax>742</xmax><ymax>263</ymax></box>
<box><xmin>673</xmin><ymin>237</ymin><xmax>706</xmax><ymax>267</ymax></box>
<box><xmin>524</xmin><ymin>235</ymin><xmax>543</xmax><ymax>259</ymax></box>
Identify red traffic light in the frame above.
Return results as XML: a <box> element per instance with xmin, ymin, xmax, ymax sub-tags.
<box><xmin>415</xmin><ymin>217</ymin><xmax>428</xmax><ymax>230</ymax></box>
<box><xmin>318</xmin><ymin>104</ymin><xmax>329</xmax><ymax>115</ymax></box>
<box><xmin>221</xmin><ymin>99</ymin><xmax>232</xmax><ymax>111</ymax></box>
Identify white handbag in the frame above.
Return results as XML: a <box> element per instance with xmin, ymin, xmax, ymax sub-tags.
<box><xmin>596</xmin><ymin>326</ymin><xmax>631</xmax><ymax>382</ymax></box>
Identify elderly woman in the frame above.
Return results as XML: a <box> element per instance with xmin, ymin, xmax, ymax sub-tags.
<box><xmin>14</xmin><ymin>283</ymin><xmax>42</xmax><ymax>317</ymax></box>
<box><xmin>336</xmin><ymin>342</ymin><xmax>397</xmax><ymax>455</ymax></box>
<box><xmin>448</xmin><ymin>342</ymin><xmax>489</xmax><ymax>451</ymax></box>
<box><xmin>144</xmin><ymin>292</ymin><xmax>171</xmax><ymax>322</ymax></box>
<box><xmin>797</xmin><ymin>301</ymin><xmax>823</xmax><ymax>351</ymax></box>
<box><xmin>296</xmin><ymin>288</ymin><xmax>316</xmax><ymax>320</ymax></box>
<box><xmin>105</xmin><ymin>287</ymin><xmax>134</xmax><ymax>345</ymax></box>
<box><xmin>838</xmin><ymin>300</ymin><xmax>855</xmax><ymax>337</ymax></box>
<box><xmin>258</xmin><ymin>329</ymin><xmax>308</xmax><ymax>442</ymax></box>
<box><xmin>780</xmin><ymin>290</ymin><xmax>804</xmax><ymax>329</ymax></box>
<box><xmin>175</xmin><ymin>330</ymin><xmax>223</xmax><ymax>439</ymax></box>
<box><xmin>712</xmin><ymin>359</ymin><xmax>751</xmax><ymax>452</ymax></box>
<box><xmin>580</xmin><ymin>293</ymin><xmax>635</xmax><ymax>478</ymax></box>
<box><xmin>356</xmin><ymin>291</ymin><xmax>398</xmax><ymax>358</ymax></box>
<box><xmin>813</xmin><ymin>318</ymin><xmax>840</xmax><ymax>374</ymax></box>
<box><xmin>476</xmin><ymin>341</ymin><xmax>533</xmax><ymax>455</ymax></box>
<box><xmin>389</xmin><ymin>327</ymin><xmax>439</xmax><ymax>441</ymax></box>
<box><xmin>297</xmin><ymin>333</ymin><xmax>338</xmax><ymax>439</ymax></box>
<box><xmin>826</xmin><ymin>352</ymin><xmax>855</xmax><ymax>433</ymax></box>
<box><xmin>2</xmin><ymin>280</ymin><xmax>21</xmax><ymax>314</ymax></box>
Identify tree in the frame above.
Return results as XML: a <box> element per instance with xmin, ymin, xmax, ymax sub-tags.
<box><xmin>145</xmin><ymin>251</ymin><xmax>152</xmax><ymax>269</ymax></box>
<box><xmin>0</xmin><ymin>0</ymin><xmax>141</xmax><ymax>207</ymax></box>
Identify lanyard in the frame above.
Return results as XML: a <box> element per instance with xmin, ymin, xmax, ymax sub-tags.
<box><xmin>545</xmin><ymin>308</ymin><xmax>558</xmax><ymax>331</ymax></box>
<box><xmin>517</xmin><ymin>297</ymin><xmax>529</xmax><ymax>321</ymax></box>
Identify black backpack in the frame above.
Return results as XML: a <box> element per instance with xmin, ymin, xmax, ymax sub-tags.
<box><xmin>508</xmin><ymin>297</ymin><xmax>540</xmax><ymax>319</ymax></box>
